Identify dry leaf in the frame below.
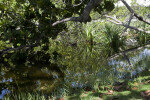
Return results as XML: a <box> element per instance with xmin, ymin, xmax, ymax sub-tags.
<box><xmin>106</xmin><ymin>90</ymin><xmax>113</xmax><ymax>95</ymax></box>
<box><xmin>145</xmin><ymin>90</ymin><xmax>150</xmax><ymax>94</ymax></box>
<box><xmin>98</xmin><ymin>98</ymin><xmax>102</xmax><ymax>100</ymax></box>
<box><xmin>132</xmin><ymin>87</ymin><xmax>137</xmax><ymax>90</ymax></box>
<box><xmin>92</xmin><ymin>90</ymin><xmax>96</xmax><ymax>93</ymax></box>
<box><xmin>58</xmin><ymin>98</ymin><xmax>65</xmax><ymax>100</ymax></box>
<box><xmin>134</xmin><ymin>82</ymin><xmax>138</xmax><ymax>86</ymax></box>
<box><xmin>81</xmin><ymin>94</ymin><xmax>86</xmax><ymax>97</ymax></box>
<box><xmin>84</xmin><ymin>91</ymin><xmax>88</xmax><ymax>94</ymax></box>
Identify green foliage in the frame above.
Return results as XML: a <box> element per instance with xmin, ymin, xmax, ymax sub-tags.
<box><xmin>0</xmin><ymin>40</ymin><xmax>12</xmax><ymax>50</ymax></box>
<box><xmin>0</xmin><ymin>0</ymin><xmax>116</xmax><ymax>62</ymax></box>
<box><xmin>95</xmin><ymin>0</ymin><xmax>115</xmax><ymax>14</ymax></box>
<box><xmin>102</xmin><ymin>23</ymin><xmax>125</xmax><ymax>55</ymax></box>
<box><xmin>136</xmin><ymin>31</ymin><xmax>150</xmax><ymax>45</ymax></box>
<box><xmin>4</xmin><ymin>92</ymin><xmax>48</xmax><ymax>100</ymax></box>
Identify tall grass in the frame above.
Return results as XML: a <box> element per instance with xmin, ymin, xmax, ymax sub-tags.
<box><xmin>102</xmin><ymin>23</ymin><xmax>125</xmax><ymax>56</ymax></box>
<box><xmin>136</xmin><ymin>23</ymin><xmax>150</xmax><ymax>45</ymax></box>
<box><xmin>3</xmin><ymin>92</ymin><xmax>47</xmax><ymax>100</ymax></box>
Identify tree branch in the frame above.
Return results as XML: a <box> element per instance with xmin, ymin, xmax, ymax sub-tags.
<box><xmin>121</xmin><ymin>0</ymin><xmax>150</xmax><ymax>25</ymax></box>
<box><xmin>52</xmin><ymin>17</ymin><xmax>80</xmax><ymax>26</ymax></box>
<box><xmin>122</xmin><ymin>24</ymin><xmax>150</xmax><ymax>34</ymax></box>
<box><xmin>105</xmin><ymin>15</ymin><xmax>150</xmax><ymax>34</ymax></box>
<box><xmin>52</xmin><ymin>0</ymin><xmax>103</xmax><ymax>26</ymax></box>
<box><xmin>1</xmin><ymin>0</ymin><xmax>104</xmax><ymax>57</ymax></box>
<box><xmin>0</xmin><ymin>44</ymin><xmax>37</xmax><ymax>57</ymax></box>
<box><xmin>109</xmin><ymin>43</ymin><xmax>150</xmax><ymax>60</ymax></box>
<box><xmin>73</xmin><ymin>0</ymin><xmax>84</xmax><ymax>7</ymax></box>
<box><xmin>0</xmin><ymin>34</ymin><xmax>43</xmax><ymax>57</ymax></box>
<box><xmin>122</xmin><ymin>13</ymin><xmax>133</xmax><ymax>34</ymax></box>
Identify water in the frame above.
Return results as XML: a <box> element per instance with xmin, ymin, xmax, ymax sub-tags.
<box><xmin>0</xmin><ymin>43</ymin><xmax>150</xmax><ymax>99</ymax></box>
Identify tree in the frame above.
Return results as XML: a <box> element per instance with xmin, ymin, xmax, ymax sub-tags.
<box><xmin>0</xmin><ymin>0</ymin><xmax>149</xmax><ymax>61</ymax></box>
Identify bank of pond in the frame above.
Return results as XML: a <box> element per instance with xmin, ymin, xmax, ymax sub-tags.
<box><xmin>0</xmin><ymin>47</ymin><xmax>150</xmax><ymax>100</ymax></box>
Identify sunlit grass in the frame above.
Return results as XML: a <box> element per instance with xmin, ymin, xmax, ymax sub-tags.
<box><xmin>4</xmin><ymin>76</ymin><xmax>149</xmax><ymax>100</ymax></box>
<box><xmin>4</xmin><ymin>92</ymin><xmax>47</xmax><ymax>100</ymax></box>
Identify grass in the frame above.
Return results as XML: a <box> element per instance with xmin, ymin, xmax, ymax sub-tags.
<box><xmin>3</xmin><ymin>92</ymin><xmax>48</xmax><ymax>100</ymax></box>
<box><xmin>103</xmin><ymin>84</ymin><xmax>150</xmax><ymax>100</ymax></box>
<box><xmin>65</xmin><ymin>72</ymin><xmax>150</xmax><ymax>100</ymax></box>
<box><xmin>3</xmin><ymin>71</ymin><xmax>150</xmax><ymax>100</ymax></box>
<box><xmin>64</xmin><ymin>80</ymin><xmax>150</xmax><ymax>100</ymax></box>
<box><xmin>3</xmin><ymin>81</ymin><xmax>150</xmax><ymax>100</ymax></box>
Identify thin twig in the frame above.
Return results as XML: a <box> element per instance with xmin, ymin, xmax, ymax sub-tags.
<box><xmin>0</xmin><ymin>44</ymin><xmax>37</xmax><ymax>57</ymax></box>
<box><xmin>105</xmin><ymin>15</ymin><xmax>150</xmax><ymax>34</ymax></box>
<box><xmin>121</xmin><ymin>0</ymin><xmax>150</xmax><ymax>25</ymax></box>
<box><xmin>122</xmin><ymin>13</ymin><xmax>134</xmax><ymax>33</ymax></box>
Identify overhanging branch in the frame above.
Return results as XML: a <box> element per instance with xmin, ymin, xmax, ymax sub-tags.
<box><xmin>122</xmin><ymin>13</ymin><xmax>134</xmax><ymax>34</ymax></box>
<box><xmin>52</xmin><ymin>17</ymin><xmax>81</xmax><ymax>26</ymax></box>
<box><xmin>121</xmin><ymin>0</ymin><xmax>150</xmax><ymax>25</ymax></box>
<box><xmin>0</xmin><ymin>44</ymin><xmax>38</xmax><ymax>57</ymax></box>
<box><xmin>1</xmin><ymin>0</ymin><xmax>104</xmax><ymax>57</ymax></box>
<box><xmin>52</xmin><ymin>0</ymin><xmax>103</xmax><ymax>26</ymax></box>
<box><xmin>0</xmin><ymin>34</ymin><xmax>43</xmax><ymax>57</ymax></box>
<box><xmin>109</xmin><ymin>43</ymin><xmax>150</xmax><ymax>60</ymax></box>
<box><xmin>105</xmin><ymin>15</ymin><xmax>150</xmax><ymax>34</ymax></box>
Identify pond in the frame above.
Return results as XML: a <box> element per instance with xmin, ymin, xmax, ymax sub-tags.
<box><xmin>0</xmin><ymin>42</ymin><xmax>150</xmax><ymax>99</ymax></box>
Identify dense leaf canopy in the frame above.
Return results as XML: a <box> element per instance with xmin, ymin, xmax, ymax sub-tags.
<box><xmin>0</xmin><ymin>0</ymin><xmax>149</xmax><ymax>63</ymax></box>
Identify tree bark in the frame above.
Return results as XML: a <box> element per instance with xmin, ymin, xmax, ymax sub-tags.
<box><xmin>121</xmin><ymin>0</ymin><xmax>150</xmax><ymax>25</ymax></box>
<box><xmin>105</xmin><ymin>15</ymin><xmax>150</xmax><ymax>34</ymax></box>
<box><xmin>52</xmin><ymin>0</ymin><xmax>103</xmax><ymax>26</ymax></box>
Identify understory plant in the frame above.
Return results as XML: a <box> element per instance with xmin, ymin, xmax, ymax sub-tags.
<box><xmin>102</xmin><ymin>23</ymin><xmax>126</xmax><ymax>56</ymax></box>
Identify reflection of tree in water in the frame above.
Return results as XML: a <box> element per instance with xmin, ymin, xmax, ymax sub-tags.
<box><xmin>0</xmin><ymin>38</ymin><xmax>150</xmax><ymax>97</ymax></box>
<box><xmin>0</xmin><ymin>63</ymin><xmax>64</xmax><ymax>94</ymax></box>
<box><xmin>109</xmin><ymin>48</ymin><xmax>150</xmax><ymax>79</ymax></box>
<box><xmin>53</xmin><ymin>43</ymin><xmax>113</xmax><ymax>89</ymax></box>
<box><xmin>54</xmin><ymin>42</ymin><xmax>150</xmax><ymax>91</ymax></box>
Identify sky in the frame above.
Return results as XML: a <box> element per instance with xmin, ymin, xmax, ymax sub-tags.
<box><xmin>115</xmin><ymin>0</ymin><xmax>150</xmax><ymax>7</ymax></box>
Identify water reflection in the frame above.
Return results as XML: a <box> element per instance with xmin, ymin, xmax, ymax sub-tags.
<box><xmin>109</xmin><ymin>48</ymin><xmax>150</xmax><ymax>79</ymax></box>
<box><xmin>56</xmin><ymin>45</ymin><xmax>150</xmax><ymax>92</ymax></box>
<box><xmin>0</xmin><ymin>64</ymin><xmax>64</xmax><ymax>99</ymax></box>
<box><xmin>0</xmin><ymin>89</ymin><xmax>10</xmax><ymax>99</ymax></box>
<box><xmin>0</xmin><ymin>78</ymin><xmax>13</xmax><ymax>83</ymax></box>
<box><xmin>0</xmin><ymin>40</ymin><xmax>150</xmax><ymax>99</ymax></box>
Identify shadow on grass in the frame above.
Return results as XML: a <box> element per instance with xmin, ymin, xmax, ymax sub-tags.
<box><xmin>103</xmin><ymin>90</ymin><xmax>148</xmax><ymax>100</ymax></box>
<box><xmin>84</xmin><ymin>82</ymin><xmax>150</xmax><ymax>100</ymax></box>
<box><xmin>67</xmin><ymin>89</ymin><xmax>83</xmax><ymax>100</ymax></box>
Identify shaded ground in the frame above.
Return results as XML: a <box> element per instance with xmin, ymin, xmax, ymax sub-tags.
<box><xmin>63</xmin><ymin>75</ymin><xmax>150</xmax><ymax>100</ymax></box>
<box><xmin>2</xmin><ymin>70</ymin><xmax>150</xmax><ymax>100</ymax></box>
